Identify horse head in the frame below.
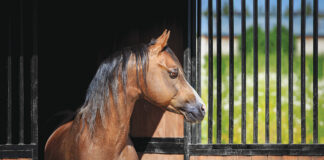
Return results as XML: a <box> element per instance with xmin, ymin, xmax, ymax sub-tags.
<box><xmin>141</xmin><ymin>30</ymin><xmax>206</xmax><ymax>123</ymax></box>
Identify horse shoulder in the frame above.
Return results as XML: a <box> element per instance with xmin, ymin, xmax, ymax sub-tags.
<box><xmin>44</xmin><ymin>121</ymin><xmax>73</xmax><ymax>160</ymax></box>
<box><xmin>118</xmin><ymin>137</ymin><xmax>139</xmax><ymax>160</ymax></box>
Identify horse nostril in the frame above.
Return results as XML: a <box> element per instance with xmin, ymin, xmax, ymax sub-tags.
<box><xmin>200</xmin><ymin>105</ymin><xmax>205</xmax><ymax>113</ymax></box>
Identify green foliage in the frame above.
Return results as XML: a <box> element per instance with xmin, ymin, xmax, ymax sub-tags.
<box><xmin>238</xmin><ymin>26</ymin><xmax>264</xmax><ymax>54</ymax></box>
<box><xmin>269</xmin><ymin>26</ymin><xmax>297</xmax><ymax>54</ymax></box>
<box><xmin>223</xmin><ymin>3</ymin><xmax>229</xmax><ymax>16</ymax></box>
<box><xmin>202</xmin><ymin>4</ymin><xmax>251</xmax><ymax>18</ymax></box>
<box><xmin>284</xmin><ymin>3</ymin><xmax>312</xmax><ymax>16</ymax></box>
<box><xmin>238</xmin><ymin>26</ymin><xmax>296</xmax><ymax>55</ymax></box>
<box><xmin>200</xmin><ymin>53</ymin><xmax>324</xmax><ymax>144</ymax></box>
<box><xmin>306</xmin><ymin>2</ymin><xmax>313</xmax><ymax>15</ymax></box>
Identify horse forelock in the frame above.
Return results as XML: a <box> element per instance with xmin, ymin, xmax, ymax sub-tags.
<box><xmin>77</xmin><ymin>43</ymin><xmax>150</xmax><ymax>137</ymax></box>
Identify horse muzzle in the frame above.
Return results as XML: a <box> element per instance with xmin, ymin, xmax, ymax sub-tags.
<box><xmin>180</xmin><ymin>103</ymin><xmax>205</xmax><ymax>123</ymax></box>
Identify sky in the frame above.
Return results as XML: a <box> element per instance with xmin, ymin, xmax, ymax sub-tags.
<box><xmin>200</xmin><ymin>0</ymin><xmax>324</xmax><ymax>36</ymax></box>
<box><xmin>202</xmin><ymin>0</ymin><xmax>324</xmax><ymax>14</ymax></box>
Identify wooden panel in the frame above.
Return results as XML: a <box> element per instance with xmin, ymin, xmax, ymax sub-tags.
<box><xmin>268</xmin><ymin>156</ymin><xmax>283</xmax><ymax>160</ymax></box>
<box><xmin>137</xmin><ymin>153</ymin><xmax>183</xmax><ymax>160</ymax></box>
<box><xmin>223</xmin><ymin>156</ymin><xmax>240</xmax><ymax>160</ymax></box>
<box><xmin>297</xmin><ymin>156</ymin><xmax>312</xmax><ymax>160</ymax></box>
<box><xmin>282</xmin><ymin>156</ymin><xmax>298</xmax><ymax>160</ymax></box>
<box><xmin>313</xmin><ymin>157</ymin><xmax>324</xmax><ymax>160</ymax></box>
<box><xmin>239</xmin><ymin>156</ymin><xmax>253</xmax><ymax>160</ymax></box>
<box><xmin>189</xmin><ymin>156</ymin><xmax>324</xmax><ymax>160</ymax></box>
<box><xmin>190</xmin><ymin>156</ymin><xmax>223</xmax><ymax>160</ymax></box>
<box><xmin>190</xmin><ymin>156</ymin><xmax>251</xmax><ymax>160</ymax></box>
<box><xmin>252</xmin><ymin>156</ymin><xmax>268</xmax><ymax>160</ymax></box>
<box><xmin>131</xmin><ymin>99</ymin><xmax>184</xmax><ymax>137</ymax></box>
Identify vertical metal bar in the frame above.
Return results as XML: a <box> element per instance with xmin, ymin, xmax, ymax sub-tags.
<box><xmin>313</xmin><ymin>0</ymin><xmax>318</xmax><ymax>144</ymax></box>
<box><xmin>7</xmin><ymin>17</ymin><xmax>12</xmax><ymax>145</ymax></box>
<box><xmin>300</xmin><ymin>0</ymin><xmax>306</xmax><ymax>144</ymax></box>
<box><xmin>228</xmin><ymin>0</ymin><xmax>234</xmax><ymax>144</ymax></box>
<box><xmin>196</xmin><ymin>0</ymin><xmax>202</xmax><ymax>144</ymax></box>
<box><xmin>184</xmin><ymin>0</ymin><xmax>192</xmax><ymax>159</ymax></box>
<box><xmin>276</xmin><ymin>0</ymin><xmax>282</xmax><ymax>144</ymax></box>
<box><xmin>31</xmin><ymin>56</ymin><xmax>38</xmax><ymax>159</ymax></box>
<box><xmin>31</xmin><ymin>0</ymin><xmax>38</xmax><ymax>147</ymax></box>
<box><xmin>184</xmin><ymin>112</ymin><xmax>191</xmax><ymax>160</ymax></box>
<box><xmin>253</xmin><ymin>0</ymin><xmax>258</xmax><ymax>144</ymax></box>
<box><xmin>190</xmin><ymin>0</ymin><xmax>197</xmax><ymax>144</ymax></box>
<box><xmin>265</xmin><ymin>0</ymin><xmax>270</xmax><ymax>144</ymax></box>
<box><xmin>19</xmin><ymin>0</ymin><xmax>24</xmax><ymax>144</ymax></box>
<box><xmin>190</xmin><ymin>0</ymin><xmax>196</xmax><ymax>90</ymax></box>
<box><xmin>207</xmin><ymin>0</ymin><xmax>213</xmax><ymax>144</ymax></box>
<box><xmin>216</xmin><ymin>0</ymin><xmax>222</xmax><ymax>144</ymax></box>
<box><xmin>241</xmin><ymin>0</ymin><xmax>246</xmax><ymax>145</ymax></box>
<box><xmin>288</xmin><ymin>0</ymin><xmax>294</xmax><ymax>144</ymax></box>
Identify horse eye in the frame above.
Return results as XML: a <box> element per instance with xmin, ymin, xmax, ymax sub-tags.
<box><xmin>169</xmin><ymin>69</ymin><xmax>178</xmax><ymax>79</ymax></box>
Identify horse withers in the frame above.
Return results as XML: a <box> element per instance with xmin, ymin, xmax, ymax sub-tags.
<box><xmin>45</xmin><ymin>30</ymin><xmax>205</xmax><ymax>160</ymax></box>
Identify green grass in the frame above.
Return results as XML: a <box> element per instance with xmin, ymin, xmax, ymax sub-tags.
<box><xmin>200</xmin><ymin>52</ymin><xmax>324</xmax><ymax>144</ymax></box>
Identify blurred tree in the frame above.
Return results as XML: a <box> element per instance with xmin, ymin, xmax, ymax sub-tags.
<box><xmin>306</xmin><ymin>2</ymin><xmax>312</xmax><ymax>15</ymax></box>
<box><xmin>238</xmin><ymin>26</ymin><xmax>296</xmax><ymax>55</ymax></box>
<box><xmin>284</xmin><ymin>6</ymin><xmax>289</xmax><ymax>17</ymax></box>
<box><xmin>284</xmin><ymin>2</ymin><xmax>312</xmax><ymax>16</ymax></box>
<box><xmin>223</xmin><ymin>3</ymin><xmax>229</xmax><ymax>16</ymax></box>
<box><xmin>202</xmin><ymin>4</ymin><xmax>250</xmax><ymax>17</ymax></box>
<box><xmin>270</xmin><ymin>5</ymin><xmax>277</xmax><ymax>16</ymax></box>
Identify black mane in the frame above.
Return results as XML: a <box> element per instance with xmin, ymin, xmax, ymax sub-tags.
<box><xmin>77</xmin><ymin>42</ymin><xmax>151</xmax><ymax>134</ymax></box>
<box><xmin>76</xmin><ymin>40</ymin><xmax>179</xmax><ymax>135</ymax></box>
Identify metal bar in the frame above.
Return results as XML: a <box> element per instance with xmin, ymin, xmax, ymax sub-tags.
<box><xmin>19</xmin><ymin>0</ymin><xmax>24</xmax><ymax>144</ymax></box>
<box><xmin>131</xmin><ymin>138</ymin><xmax>324</xmax><ymax>156</ymax></box>
<box><xmin>0</xmin><ymin>144</ymin><xmax>37</xmax><ymax>159</ymax></box>
<box><xmin>216</xmin><ymin>0</ymin><xmax>222</xmax><ymax>144</ymax></box>
<box><xmin>184</xmin><ymin>101</ymin><xmax>191</xmax><ymax>157</ymax></box>
<box><xmin>190</xmin><ymin>0</ymin><xmax>196</xmax><ymax>90</ymax></box>
<box><xmin>300</xmin><ymin>0</ymin><xmax>306</xmax><ymax>144</ymax></box>
<box><xmin>207</xmin><ymin>0</ymin><xmax>213</xmax><ymax>144</ymax></box>
<box><xmin>265</xmin><ymin>0</ymin><xmax>270</xmax><ymax>144</ymax></box>
<box><xmin>288</xmin><ymin>0</ymin><xmax>294</xmax><ymax>144</ymax></box>
<box><xmin>7</xmin><ymin>17</ymin><xmax>12</xmax><ymax>145</ymax></box>
<box><xmin>190</xmin><ymin>0</ymin><xmax>197</xmax><ymax>144</ymax></box>
<box><xmin>313</xmin><ymin>0</ymin><xmax>318</xmax><ymax>144</ymax></box>
<box><xmin>228</xmin><ymin>0</ymin><xmax>234</xmax><ymax>144</ymax></box>
<box><xmin>133</xmin><ymin>138</ymin><xmax>184</xmax><ymax>154</ymax></box>
<box><xmin>19</xmin><ymin>59</ymin><xmax>24</xmax><ymax>144</ymax></box>
<box><xmin>253</xmin><ymin>0</ymin><xmax>258</xmax><ymax>144</ymax></box>
<box><xmin>241</xmin><ymin>0</ymin><xmax>246</xmax><ymax>145</ymax></box>
<box><xmin>31</xmin><ymin>0</ymin><xmax>38</xmax><ymax>146</ymax></box>
<box><xmin>276</xmin><ymin>0</ymin><xmax>282</xmax><ymax>144</ymax></box>
<box><xmin>130</xmin><ymin>138</ymin><xmax>324</xmax><ymax>156</ymax></box>
<box><xmin>189</xmin><ymin>144</ymin><xmax>324</xmax><ymax>156</ymax></box>
<box><xmin>196</xmin><ymin>0</ymin><xmax>202</xmax><ymax>144</ymax></box>
<box><xmin>0</xmin><ymin>151</ymin><xmax>33</xmax><ymax>159</ymax></box>
<box><xmin>184</xmin><ymin>0</ymin><xmax>192</xmax><ymax>159</ymax></box>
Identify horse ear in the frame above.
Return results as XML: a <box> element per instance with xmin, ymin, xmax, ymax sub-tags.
<box><xmin>151</xmin><ymin>29</ymin><xmax>170</xmax><ymax>54</ymax></box>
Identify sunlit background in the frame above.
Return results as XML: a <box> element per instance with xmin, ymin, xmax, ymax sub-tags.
<box><xmin>199</xmin><ymin>0</ymin><xmax>324</xmax><ymax>144</ymax></box>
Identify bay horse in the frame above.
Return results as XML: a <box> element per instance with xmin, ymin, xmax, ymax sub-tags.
<box><xmin>44</xmin><ymin>30</ymin><xmax>205</xmax><ymax>160</ymax></box>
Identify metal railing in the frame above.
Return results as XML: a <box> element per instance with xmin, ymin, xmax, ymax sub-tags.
<box><xmin>0</xmin><ymin>0</ymin><xmax>322</xmax><ymax>160</ymax></box>
<box><xmin>135</xmin><ymin>0</ymin><xmax>324</xmax><ymax>160</ymax></box>
<box><xmin>185</xmin><ymin>0</ymin><xmax>323</xmax><ymax>158</ymax></box>
<box><xmin>0</xmin><ymin>0</ymin><xmax>38</xmax><ymax>159</ymax></box>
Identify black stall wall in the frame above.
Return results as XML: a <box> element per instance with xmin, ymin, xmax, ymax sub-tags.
<box><xmin>39</xmin><ymin>0</ymin><xmax>186</xmax><ymax>158</ymax></box>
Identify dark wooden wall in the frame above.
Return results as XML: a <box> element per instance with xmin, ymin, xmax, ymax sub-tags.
<box><xmin>39</xmin><ymin>0</ymin><xmax>187</xmax><ymax>159</ymax></box>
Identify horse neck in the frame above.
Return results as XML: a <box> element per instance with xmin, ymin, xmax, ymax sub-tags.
<box><xmin>96</xmin><ymin>59</ymin><xmax>142</xmax><ymax>144</ymax></box>
<box><xmin>102</xmin><ymin>86</ymin><xmax>139</xmax><ymax>134</ymax></box>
